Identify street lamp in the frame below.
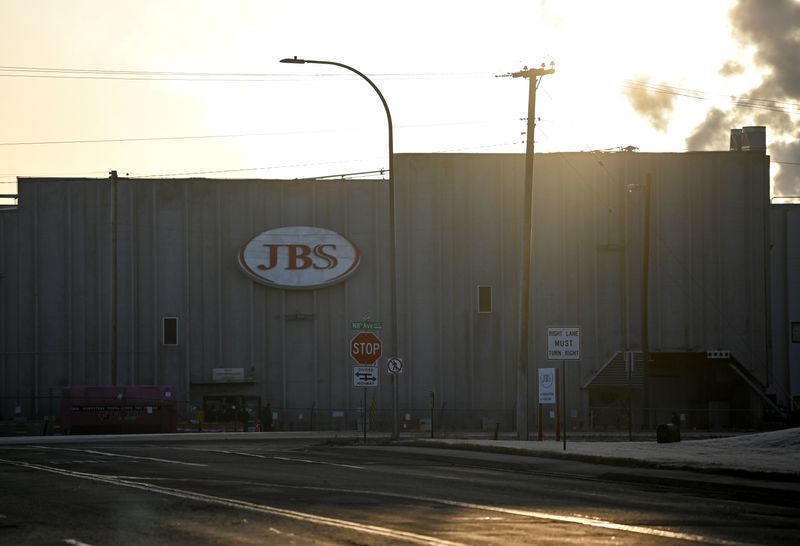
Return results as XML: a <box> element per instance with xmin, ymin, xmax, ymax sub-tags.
<box><xmin>280</xmin><ymin>57</ymin><xmax>400</xmax><ymax>439</ymax></box>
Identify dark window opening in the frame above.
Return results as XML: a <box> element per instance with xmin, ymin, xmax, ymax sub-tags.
<box><xmin>477</xmin><ymin>286</ymin><xmax>492</xmax><ymax>314</ymax></box>
<box><xmin>163</xmin><ymin>316</ymin><xmax>178</xmax><ymax>345</ymax></box>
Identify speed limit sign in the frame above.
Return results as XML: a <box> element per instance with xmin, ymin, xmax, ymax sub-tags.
<box><xmin>387</xmin><ymin>357</ymin><xmax>404</xmax><ymax>374</ymax></box>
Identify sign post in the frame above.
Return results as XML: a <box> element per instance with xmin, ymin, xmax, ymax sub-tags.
<box><xmin>428</xmin><ymin>391</ymin><xmax>435</xmax><ymax>439</ymax></box>
<box><xmin>555</xmin><ymin>368</ymin><xmax>560</xmax><ymax>442</ymax></box>
<box><xmin>547</xmin><ymin>327</ymin><xmax>581</xmax><ymax>451</ymax></box>
<box><xmin>351</xmin><ymin>324</ymin><xmax>381</xmax><ymax>444</ymax></box>
<box><xmin>363</xmin><ymin>387</ymin><xmax>367</xmax><ymax>444</ymax></box>
<box><xmin>352</xmin><ymin>368</ymin><xmax>378</xmax><ymax>444</ymax></box>
<box><xmin>561</xmin><ymin>361</ymin><xmax>566</xmax><ymax>451</ymax></box>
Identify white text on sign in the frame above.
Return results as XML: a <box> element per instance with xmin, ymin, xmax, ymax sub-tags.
<box><xmin>352</xmin><ymin>342</ymin><xmax>381</xmax><ymax>356</ymax></box>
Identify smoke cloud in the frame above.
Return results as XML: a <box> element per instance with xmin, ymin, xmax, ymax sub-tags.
<box><xmin>732</xmin><ymin>0</ymin><xmax>800</xmax><ymax>99</ymax></box>
<box><xmin>686</xmin><ymin>108</ymin><xmax>735</xmax><ymax>151</ymax></box>
<box><xmin>623</xmin><ymin>78</ymin><xmax>676</xmax><ymax>132</ymax></box>
<box><xmin>687</xmin><ymin>0</ymin><xmax>800</xmax><ymax>197</ymax></box>
<box><xmin>719</xmin><ymin>61</ymin><xmax>744</xmax><ymax>77</ymax></box>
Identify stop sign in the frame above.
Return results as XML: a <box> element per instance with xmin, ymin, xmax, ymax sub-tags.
<box><xmin>350</xmin><ymin>332</ymin><xmax>382</xmax><ymax>365</ymax></box>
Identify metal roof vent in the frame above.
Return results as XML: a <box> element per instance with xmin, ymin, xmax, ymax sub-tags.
<box><xmin>730</xmin><ymin>128</ymin><xmax>743</xmax><ymax>151</ymax></box>
<box><xmin>741</xmin><ymin>126</ymin><xmax>766</xmax><ymax>152</ymax></box>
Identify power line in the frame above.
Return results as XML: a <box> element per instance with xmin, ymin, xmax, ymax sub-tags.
<box><xmin>2</xmin><ymin>64</ymin><xmax>798</xmax><ymax>114</ymax></box>
<box><xmin>0</xmin><ymin>65</ymin><xmax>287</xmax><ymax>77</ymax></box>
<box><xmin>2</xmin><ymin>151</ymin><xmax>797</xmax><ymax>183</ymax></box>
<box><xmin>621</xmin><ymin>79</ymin><xmax>800</xmax><ymax>115</ymax></box>
<box><xmin>0</xmin><ymin>131</ymin><xmax>327</xmax><ymax>146</ymax></box>
<box><xmin>0</xmin><ymin>138</ymin><xmax>527</xmax><ymax>182</ymax></box>
<box><xmin>621</xmin><ymin>80</ymin><xmax>705</xmax><ymax>101</ymax></box>
<box><xmin>0</xmin><ymin>65</ymin><xmax>493</xmax><ymax>82</ymax></box>
<box><xmin>129</xmin><ymin>138</ymin><xmax>527</xmax><ymax>178</ymax></box>
<box><xmin>132</xmin><ymin>158</ymin><xmax>380</xmax><ymax>179</ymax></box>
<box><xmin>137</xmin><ymin>168</ymin><xmax>389</xmax><ymax>181</ymax></box>
<box><xmin>0</xmin><ymin>64</ymin><xmax>493</xmax><ymax>77</ymax></box>
<box><xmin>0</xmin><ymin>119</ymin><xmax>520</xmax><ymax>147</ymax></box>
<box><xmin>0</xmin><ymin>73</ymin><xmax>308</xmax><ymax>83</ymax></box>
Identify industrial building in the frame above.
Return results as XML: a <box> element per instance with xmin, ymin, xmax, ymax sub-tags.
<box><xmin>1</xmin><ymin>133</ymin><xmax>797</xmax><ymax>433</ymax></box>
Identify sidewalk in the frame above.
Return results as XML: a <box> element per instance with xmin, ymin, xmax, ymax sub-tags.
<box><xmin>398</xmin><ymin>427</ymin><xmax>800</xmax><ymax>478</ymax></box>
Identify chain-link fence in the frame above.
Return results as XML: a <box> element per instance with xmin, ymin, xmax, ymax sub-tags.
<box><xmin>0</xmin><ymin>391</ymin><xmax>177</xmax><ymax>436</ymax></box>
<box><xmin>1</xmin><ymin>394</ymin><xmax>795</xmax><ymax>437</ymax></box>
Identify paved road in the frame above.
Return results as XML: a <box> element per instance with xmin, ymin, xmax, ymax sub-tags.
<box><xmin>1</xmin><ymin>437</ymin><xmax>798</xmax><ymax>545</ymax></box>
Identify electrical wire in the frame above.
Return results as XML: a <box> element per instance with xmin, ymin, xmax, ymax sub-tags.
<box><xmin>2</xmin><ymin>151</ymin><xmax>796</xmax><ymax>183</ymax></box>
<box><xmin>0</xmin><ymin>130</ymin><xmax>332</xmax><ymax>146</ymax></box>
<box><xmin>0</xmin><ymin>65</ymin><xmax>798</xmax><ymax>179</ymax></box>
<box><xmin>1</xmin><ymin>64</ymin><xmax>797</xmax><ymax>115</ymax></box>
<box><xmin>621</xmin><ymin>79</ymin><xmax>800</xmax><ymax>115</ymax></box>
<box><xmin>0</xmin><ymin>65</ymin><xmax>494</xmax><ymax>82</ymax></box>
<box><xmin>131</xmin><ymin>158</ymin><xmax>382</xmax><ymax>179</ymax></box>
<box><xmin>0</xmin><ymin>119</ymin><xmax>520</xmax><ymax>147</ymax></box>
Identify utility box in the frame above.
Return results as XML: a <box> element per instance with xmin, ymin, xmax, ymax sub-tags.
<box><xmin>656</xmin><ymin>423</ymin><xmax>681</xmax><ymax>443</ymax></box>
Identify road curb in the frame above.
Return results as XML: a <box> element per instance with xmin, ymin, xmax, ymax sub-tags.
<box><xmin>380</xmin><ymin>439</ymin><xmax>800</xmax><ymax>482</ymax></box>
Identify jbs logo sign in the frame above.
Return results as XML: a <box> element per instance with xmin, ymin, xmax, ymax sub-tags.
<box><xmin>259</xmin><ymin>244</ymin><xmax>339</xmax><ymax>271</ymax></box>
<box><xmin>238</xmin><ymin>226</ymin><xmax>361</xmax><ymax>289</ymax></box>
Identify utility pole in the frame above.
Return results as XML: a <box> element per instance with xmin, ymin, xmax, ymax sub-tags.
<box><xmin>110</xmin><ymin>170</ymin><xmax>118</xmax><ymax>386</ymax></box>
<box><xmin>641</xmin><ymin>174</ymin><xmax>652</xmax><ymax>428</ymax></box>
<box><xmin>513</xmin><ymin>64</ymin><xmax>554</xmax><ymax>441</ymax></box>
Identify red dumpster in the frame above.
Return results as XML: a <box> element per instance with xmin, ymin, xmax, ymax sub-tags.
<box><xmin>61</xmin><ymin>386</ymin><xmax>177</xmax><ymax>435</ymax></box>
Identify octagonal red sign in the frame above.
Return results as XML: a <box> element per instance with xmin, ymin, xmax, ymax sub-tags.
<box><xmin>350</xmin><ymin>332</ymin><xmax>382</xmax><ymax>365</ymax></box>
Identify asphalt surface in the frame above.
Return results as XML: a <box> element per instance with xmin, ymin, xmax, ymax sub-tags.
<box><xmin>1</xmin><ymin>433</ymin><xmax>798</xmax><ymax>545</ymax></box>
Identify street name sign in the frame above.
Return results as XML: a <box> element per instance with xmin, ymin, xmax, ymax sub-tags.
<box><xmin>351</xmin><ymin>319</ymin><xmax>383</xmax><ymax>330</ymax></box>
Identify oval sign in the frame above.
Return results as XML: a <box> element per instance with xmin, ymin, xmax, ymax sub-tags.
<box><xmin>238</xmin><ymin>226</ymin><xmax>361</xmax><ymax>289</ymax></box>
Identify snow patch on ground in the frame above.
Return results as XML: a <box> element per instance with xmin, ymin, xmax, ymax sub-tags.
<box><xmin>431</xmin><ymin>428</ymin><xmax>800</xmax><ymax>475</ymax></box>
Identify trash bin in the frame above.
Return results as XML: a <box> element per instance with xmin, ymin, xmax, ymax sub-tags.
<box><xmin>656</xmin><ymin>423</ymin><xmax>680</xmax><ymax>443</ymax></box>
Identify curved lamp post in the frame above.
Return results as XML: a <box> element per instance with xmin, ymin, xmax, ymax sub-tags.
<box><xmin>280</xmin><ymin>57</ymin><xmax>400</xmax><ymax>439</ymax></box>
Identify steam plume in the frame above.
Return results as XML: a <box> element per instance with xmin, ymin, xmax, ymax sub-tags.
<box><xmin>623</xmin><ymin>78</ymin><xmax>676</xmax><ymax>132</ymax></box>
<box><xmin>687</xmin><ymin>0</ymin><xmax>800</xmax><ymax>197</ymax></box>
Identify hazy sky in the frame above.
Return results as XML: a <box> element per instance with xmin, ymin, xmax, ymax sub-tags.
<box><xmin>0</xmin><ymin>0</ymin><xmax>797</xmax><ymax>200</ymax></box>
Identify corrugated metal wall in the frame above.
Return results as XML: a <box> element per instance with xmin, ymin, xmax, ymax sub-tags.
<box><xmin>770</xmin><ymin>205</ymin><xmax>800</xmax><ymax>401</ymax></box>
<box><xmin>0</xmin><ymin>151</ymin><xmax>778</xmax><ymax>425</ymax></box>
